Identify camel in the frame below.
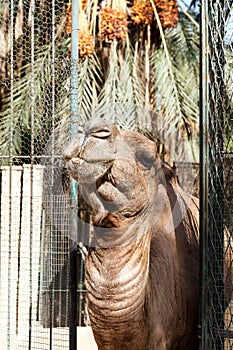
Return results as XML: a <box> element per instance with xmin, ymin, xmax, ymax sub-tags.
<box><xmin>63</xmin><ymin>117</ymin><xmax>199</xmax><ymax>350</ymax></box>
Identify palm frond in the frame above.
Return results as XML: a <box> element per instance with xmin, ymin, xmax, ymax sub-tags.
<box><xmin>0</xmin><ymin>44</ymin><xmax>56</xmax><ymax>156</ymax></box>
<box><xmin>0</xmin><ymin>0</ymin><xmax>202</xmax><ymax>163</ymax></box>
<box><xmin>77</xmin><ymin>54</ymin><xmax>102</xmax><ymax>119</ymax></box>
<box><xmin>96</xmin><ymin>39</ymin><xmax>151</xmax><ymax>130</ymax></box>
<box><xmin>148</xmin><ymin>3</ymin><xmax>199</xmax><ymax>160</ymax></box>
<box><xmin>55</xmin><ymin>53</ymin><xmax>103</xmax><ymax>152</ymax></box>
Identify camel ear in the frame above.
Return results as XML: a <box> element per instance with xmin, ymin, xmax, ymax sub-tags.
<box><xmin>161</xmin><ymin>162</ymin><xmax>178</xmax><ymax>184</ymax></box>
<box><xmin>156</xmin><ymin>142</ymin><xmax>173</xmax><ymax>167</ymax></box>
<box><xmin>136</xmin><ymin>129</ymin><xmax>174</xmax><ymax>165</ymax></box>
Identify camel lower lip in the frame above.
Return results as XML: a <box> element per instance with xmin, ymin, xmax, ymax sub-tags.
<box><xmin>71</xmin><ymin>158</ymin><xmax>114</xmax><ymax>166</ymax></box>
<box><xmin>83</xmin><ymin>159</ymin><xmax>114</xmax><ymax>165</ymax></box>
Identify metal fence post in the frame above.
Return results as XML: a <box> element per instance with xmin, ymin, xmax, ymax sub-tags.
<box><xmin>200</xmin><ymin>1</ymin><xmax>226</xmax><ymax>348</ymax></box>
<box><xmin>209</xmin><ymin>2</ymin><xmax>225</xmax><ymax>348</ymax></box>
<box><xmin>199</xmin><ymin>0</ymin><xmax>209</xmax><ymax>346</ymax></box>
<box><xmin>69</xmin><ymin>0</ymin><xmax>79</xmax><ymax>349</ymax></box>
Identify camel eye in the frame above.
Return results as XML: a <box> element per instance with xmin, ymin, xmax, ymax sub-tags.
<box><xmin>90</xmin><ymin>129</ymin><xmax>111</xmax><ymax>139</ymax></box>
<box><xmin>136</xmin><ymin>150</ymin><xmax>155</xmax><ymax>168</ymax></box>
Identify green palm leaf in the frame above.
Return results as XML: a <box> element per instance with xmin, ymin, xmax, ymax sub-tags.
<box><xmin>149</xmin><ymin>3</ymin><xmax>199</xmax><ymax>160</ymax></box>
<box><xmin>96</xmin><ymin>39</ymin><xmax>149</xmax><ymax>130</ymax></box>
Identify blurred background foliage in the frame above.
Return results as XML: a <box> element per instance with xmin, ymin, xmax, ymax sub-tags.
<box><xmin>0</xmin><ymin>0</ymin><xmax>203</xmax><ymax>161</ymax></box>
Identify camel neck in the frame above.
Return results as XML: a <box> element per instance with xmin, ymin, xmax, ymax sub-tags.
<box><xmin>91</xmin><ymin>207</ymin><xmax>153</xmax><ymax>248</ymax></box>
<box><xmin>86</xmin><ymin>232</ymin><xmax>152</xmax><ymax>349</ymax></box>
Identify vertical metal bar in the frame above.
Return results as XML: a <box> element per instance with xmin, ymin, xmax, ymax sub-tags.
<box><xmin>7</xmin><ymin>0</ymin><xmax>14</xmax><ymax>348</ymax></box>
<box><xmin>209</xmin><ymin>1</ymin><xmax>225</xmax><ymax>348</ymax></box>
<box><xmin>70</xmin><ymin>239</ymin><xmax>78</xmax><ymax>350</ymax></box>
<box><xmin>37</xmin><ymin>209</ymin><xmax>45</xmax><ymax>321</ymax></box>
<box><xmin>199</xmin><ymin>0</ymin><xmax>209</xmax><ymax>346</ymax></box>
<box><xmin>200</xmin><ymin>1</ymin><xmax>225</xmax><ymax>348</ymax></box>
<box><xmin>70</xmin><ymin>0</ymin><xmax>79</xmax><ymax>349</ymax></box>
<box><xmin>29</xmin><ymin>0</ymin><xmax>35</xmax><ymax>346</ymax></box>
<box><xmin>70</xmin><ymin>0</ymin><xmax>79</xmax><ymax>136</ymax></box>
<box><xmin>70</xmin><ymin>0</ymin><xmax>79</xmax><ymax>211</ymax></box>
<box><xmin>49</xmin><ymin>0</ymin><xmax>56</xmax><ymax>347</ymax></box>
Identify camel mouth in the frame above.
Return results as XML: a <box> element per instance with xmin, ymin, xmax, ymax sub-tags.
<box><xmin>67</xmin><ymin>157</ymin><xmax>115</xmax><ymax>184</ymax></box>
<box><xmin>69</xmin><ymin>157</ymin><xmax>84</xmax><ymax>166</ymax></box>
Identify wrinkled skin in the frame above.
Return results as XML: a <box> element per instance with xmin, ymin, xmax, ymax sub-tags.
<box><xmin>63</xmin><ymin>118</ymin><xmax>199</xmax><ymax>350</ymax></box>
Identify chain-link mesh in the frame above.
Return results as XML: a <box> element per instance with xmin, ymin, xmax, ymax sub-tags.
<box><xmin>0</xmin><ymin>0</ymin><xmax>216</xmax><ymax>348</ymax></box>
<box><xmin>0</xmin><ymin>0</ymin><xmax>89</xmax><ymax>348</ymax></box>
<box><xmin>200</xmin><ymin>0</ymin><xmax>233</xmax><ymax>348</ymax></box>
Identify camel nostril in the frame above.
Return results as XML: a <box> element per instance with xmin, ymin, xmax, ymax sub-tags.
<box><xmin>62</xmin><ymin>146</ymin><xmax>83</xmax><ymax>163</ymax></box>
<box><xmin>62</xmin><ymin>152</ymin><xmax>71</xmax><ymax>162</ymax></box>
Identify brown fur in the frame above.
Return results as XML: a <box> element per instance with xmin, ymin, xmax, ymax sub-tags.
<box><xmin>63</xmin><ymin>118</ymin><xmax>199</xmax><ymax>350</ymax></box>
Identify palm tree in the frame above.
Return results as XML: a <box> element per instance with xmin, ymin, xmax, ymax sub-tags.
<box><xmin>0</xmin><ymin>0</ymin><xmax>200</xmax><ymax>162</ymax></box>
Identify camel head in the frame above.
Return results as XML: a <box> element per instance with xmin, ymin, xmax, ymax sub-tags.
<box><xmin>63</xmin><ymin>118</ymin><xmax>165</xmax><ymax>229</ymax></box>
<box><xmin>63</xmin><ymin>119</ymin><xmax>200</xmax><ymax>350</ymax></box>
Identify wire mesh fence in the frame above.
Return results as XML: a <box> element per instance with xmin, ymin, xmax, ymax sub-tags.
<box><xmin>0</xmin><ymin>0</ymin><xmax>93</xmax><ymax>348</ymax></box>
<box><xmin>0</xmin><ymin>0</ymin><xmax>201</xmax><ymax>348</ymax></box>
<box><xmin>200</xmin><ymin>0</ymin><xmax>233</xmax><ymax>349</ymax></box>
<box><xmin>0</xmin><ymin>0</ymin><xmax>232</xmax><ymax>348</ymax></box>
